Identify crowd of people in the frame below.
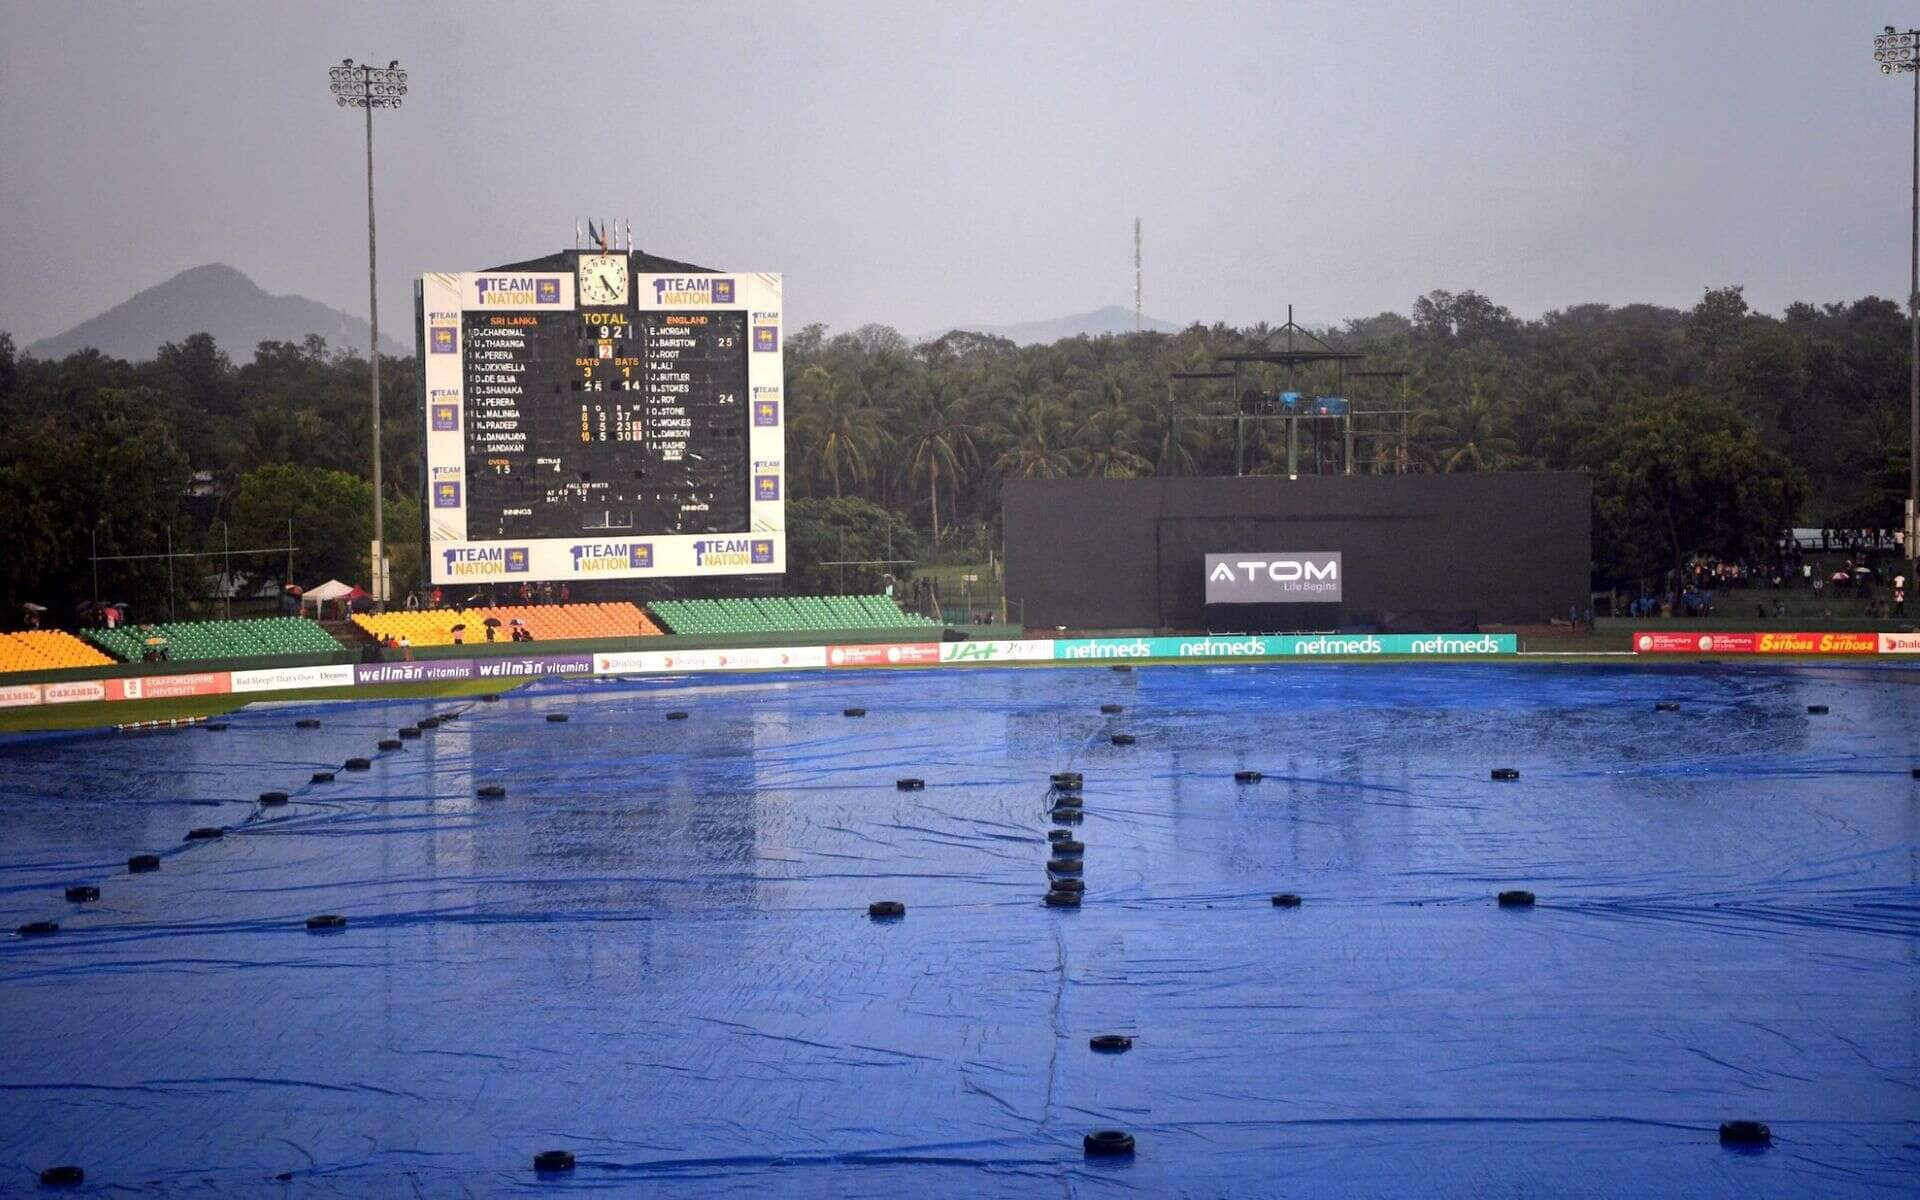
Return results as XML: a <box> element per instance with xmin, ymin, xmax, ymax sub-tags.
<box><xmin>1626</xmin><ymin>539</ymin><xmax>1909</xmax><ymax>619</ymax></box>
<box><xmin>403</xmin><ymin>582</ymin><xmax>572</xmax><ymax>611</ymax></box>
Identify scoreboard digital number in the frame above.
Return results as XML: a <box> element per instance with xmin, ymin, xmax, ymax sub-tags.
<box><xmin>419</xmin><ymin>254</ymin><xmax>783</xmax><ymax>583</ymax></box>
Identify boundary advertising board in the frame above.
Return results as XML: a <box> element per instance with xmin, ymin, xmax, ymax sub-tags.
<box><xmin>1632</xmin><ymin>631</ymin><xmax>1881</xmax><ymax>655</ymax></box>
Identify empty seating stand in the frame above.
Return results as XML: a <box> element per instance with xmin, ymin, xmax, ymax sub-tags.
<box><xmin>84</xmin><ymin>617</ymin><xmax>344</xmax><ymax>663</ymax></box>
<box><xmin>0</xmin><ymin>631</ymin><xmax>117</xmax><ymax>674</ymax></box>
<box><xmin>647</xmin><ymin>595</ymin><xmax>938</xmax><ymax>637</ymax></box>
<box><xmin>354</xmin><ymin>602</ymin><xmax>661</xmax><ymax>647</ymax></box>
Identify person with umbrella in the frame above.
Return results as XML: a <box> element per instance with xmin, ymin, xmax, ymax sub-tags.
<box><xmin>20</xmin><ymin>602</ymin><xmax>45</xmax><ymax>630</ymax></box>
<box><xmin>450</xmin><ymin>622</ymin><xmax>466</xmax><ymax>645</ymax></box>
<box><xmin>483</xmin><ymin>616</ymin><xmax>501</xmax><ymax>643</ymax></box>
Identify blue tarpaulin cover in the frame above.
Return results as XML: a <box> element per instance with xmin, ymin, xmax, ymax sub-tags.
<box><xmin>1</xmin><ymin>662</ymin><xmax>1916</xmax><ymax>1196</ymax></box>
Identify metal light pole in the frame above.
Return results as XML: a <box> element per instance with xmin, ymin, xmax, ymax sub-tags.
<box><xmin>327</xmin><ymin>58</ymin><xmax>407</xmax><ymax>608</ymax></box>
<box><xmin>1874</xmin><ymin>27</ymin><xmax>1920</xmax><ymax>574</ymax></box>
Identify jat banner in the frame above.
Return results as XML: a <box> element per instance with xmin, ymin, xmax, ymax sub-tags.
<box><xmin>1054</xmin><ymin>634</ymin><xmax>1515</xmax><ymax>660</ymax></box>
<box><xmin>1633</xmin><ymin>631</ymin><xmax>1879</xmax><ymax>655</ymax></box>
<box><xmin>937</xmin><ymin>640</ymin><xmax>1056</xmax><ymax>665</ymax></box>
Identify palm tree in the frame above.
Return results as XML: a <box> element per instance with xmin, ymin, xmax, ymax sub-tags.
<box><xmin>1412</xmin><ymin>383</ymin><xmax>1518</xmax><ymax>472</ymax></box>
<box><xmin>799</xmin><ymin>378</ymin><xmax>887</xmax><ymax>498</ymax></box>
<box><xmin>1076</xmin><ymin>405</ymin><xmax>1150</xmax><ymax>478</ymax></box>
<box><xmin>995</xmin><ymin>402</ymin><xmax>1076</xmax><ymax>479</ymax></box>
<box><xmin>903</xmin><ymin>386</ymin><xmax>981</xmax><ymax>543</ymax></box>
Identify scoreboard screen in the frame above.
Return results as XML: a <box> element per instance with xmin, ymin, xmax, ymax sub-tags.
<box><xmin>419</xmin><ymin>253</ymin><xmax>783</xmax><ymax>584</ymax></box>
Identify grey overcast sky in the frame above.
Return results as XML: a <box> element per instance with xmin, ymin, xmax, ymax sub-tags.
<box><xmin>0</xmin><ymin>1</ymin><xmax>1912</xmax><ymax>348</ymax></box>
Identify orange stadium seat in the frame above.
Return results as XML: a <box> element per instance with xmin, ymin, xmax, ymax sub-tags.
<box><xmin>0</xmin><ymin>631</ymin><xmax>117</xmax><ymax>674</ymax></box>
<box><xmin>354</xmin><ymin>603</ymin><xmax>660</xmax><ymax>647</ymax></box>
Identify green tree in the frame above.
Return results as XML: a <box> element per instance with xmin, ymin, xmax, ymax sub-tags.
<box><xmin>227</xmin><ymin>464</ymin><xmax>374</xmax><ymax>588</ymax></box>
<box><xmin>784</xmin><ymin>496</ymin><xmax>916</xmax><ymax>594</ymax></box>
<box><xmin>902</xmin><ymin>386</ymin><xmax>981</xmax><ymax>544</ymax></box>
<box><xmin>1584</xmin><ymin>391</ymin><xmax>1806</xmax><ymax>589</ymax></box>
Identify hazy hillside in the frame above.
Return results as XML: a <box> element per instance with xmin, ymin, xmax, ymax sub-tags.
<box><xmin>930</xmin><ymin>304</ymin><xmax>1181</xmax><ymax>345</ymax></box>
<box><xmin>25</xmin><ymin>263</ymin><xmax>407</xmax><ymax>362</ymax></box>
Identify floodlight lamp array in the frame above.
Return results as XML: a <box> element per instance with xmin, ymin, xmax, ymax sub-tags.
<box><xmin>1875</xmin><ymin>28</ymin><xmax>1918</xmax><ymax>73</ymax></box>
<box><xmin>328</xmin><ymin>60</ymin><xmax>408</xmax><ymax>108</ymax></box>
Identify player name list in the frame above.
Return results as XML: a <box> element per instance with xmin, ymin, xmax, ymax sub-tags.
<box><xmin>459</xmin><ymin>309</ymin><xmax>749</xmax><ymax>539</ymax></box>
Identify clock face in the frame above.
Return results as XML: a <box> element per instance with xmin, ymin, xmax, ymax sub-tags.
<box><xmin>577</xmin><ymin>254</ymin><xmax>629</xmax><ymax>306</ymax></box>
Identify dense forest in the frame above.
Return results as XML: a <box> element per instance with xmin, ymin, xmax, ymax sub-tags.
<box><xmin>0</xmin><ymin>285</ymin><xmax>1908</xmax><ymax>622</ymax></box>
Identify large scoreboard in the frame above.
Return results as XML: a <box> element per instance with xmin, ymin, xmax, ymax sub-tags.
<box><xmin>419</xmin><ymin>251</ymin><xmax>783</xmax><ymax>584</ymax></box>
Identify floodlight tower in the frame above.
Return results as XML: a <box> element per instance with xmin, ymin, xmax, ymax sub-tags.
<box><xmin>326</xmin><ymin>57</ymin><xmax>408</xmax><ymax>607</ymax></box>
<box><xmin>1874</xmin><ymin>26</ymin><xmax>1920</xmax><ymax>573</ymax></box>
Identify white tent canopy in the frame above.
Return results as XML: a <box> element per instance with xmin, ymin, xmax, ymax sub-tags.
<box><xmin>300</xmin><ymin>579</ymin><xmax>357</xmax><ymax>612</ymax></box>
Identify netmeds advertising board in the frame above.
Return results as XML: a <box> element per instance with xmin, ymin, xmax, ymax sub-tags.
<box><xmin>1053</xmin><ymin>633</ymin><xmax>1515</xmax><ymax>660</ymax></box>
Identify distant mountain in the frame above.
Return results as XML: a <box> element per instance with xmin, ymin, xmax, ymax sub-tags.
<box><xmin>25</xmin><ymin>263</ymin><xmax>407</xmax><ymax>362</ymax></box>
<box><xmin>930</xmin><ymin>304</ymin><xmax>1181</xmax><ymax>346</ymax></box>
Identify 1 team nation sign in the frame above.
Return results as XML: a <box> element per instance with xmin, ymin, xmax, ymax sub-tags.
<box><xmin>1633</xmin><ymin>631</ymin><xmax>1880</xmax><ymax>655</ymax></box>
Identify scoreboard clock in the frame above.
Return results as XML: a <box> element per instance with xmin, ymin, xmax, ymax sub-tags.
<box><xmin>418</xmin><ymin>250</ymin><xmax>784</xmax><ymax>583</ymax></box>
<box><xmin>576</xmin><ymin>254</ymin><xmax>629</xmax><ymax>305</ymax></box>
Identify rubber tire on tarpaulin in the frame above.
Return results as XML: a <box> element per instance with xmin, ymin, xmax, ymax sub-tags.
<box><xmin>344</xmin><ymin>757</ymin><xmax>371</xmax><ymax>770</ymax></box>
<box><xmin>1719</xmin><ymin>1120</ymin><xmax>1770</xmax><ymax>1146</ymax></box>
<box><xmin>65</xmin><ymin>886</ymin><xmax>99</xmax><ymax>902</ymax></box>
<box><xmin>1498</xmin><ymin>890</ymin><xmax>1536</xmax><ymax>907</ymax></box>
<box><xmin>1110</xmin><ymin>664</ymin><xmax>1132</xmax><ymax>672</ymax></box>
<box><xmin>295</xmin><ymin>718</ymin><xmax>321</xmax><ymax>729</ymax></box>
<box><xmin>38</xmin><ymin>1166</ymin><xmax>83</xmax><ymax>1187</ymax></box>
<box><xmin>843</xmin><ymin>707</ymin><xmax>865</xmax><ymax>717</ymax></box>
<box><xmin>1271</xmin><ymin>893</ymin><xmax>1302</xmax><ymax>907</ymax></box>
<box><xmin>203</xmin><ymin>722</ymin><xmax>229</xmax><ymax>731</ymax></box>
<box><xmin>1807</xmin><ymin>705</ymin><xmax>1828</xmax><ymax>714</ymax></box>
<box><xmin>1047</xmin><ymin>829</ymin><xmax>1076</xmax><ymax>843</ymax></box>
<box><xmin>546</xmin><ymin>714</ymin><xmax>569</xmax><ymax>723</ymax></box>
<box><xmin>1050</xmin><ymin>877</ymin><xmax>1085</xmax><ymax>893</ymax></box>
<box><xmin>533</xmin><ymin>1150</ymin><xmax>575</xmax><ymax>1172</ymax></box>
<box><xmin>1655</xmin><ymin>702</ymin><xmax>1679</xmax><ymax>712</ymax></box>
<box><xmin>417</xmin><ymin>717</ymin><xmax>440</xmax><ymax>729</ymax></box>
<box><xmin>312</xmin><ymin>771</ymin><xmax>334</xmax><ymax>783</ymax></box>
<box><xmin>1491</xmin><ymin>768</ymin><xmax>1519</xmax><ymax>780</ymax></box>
<box><xmin>1053</xmin><ymin>793</ymin><xmax>1084</xmax><ymax>808</ymax></box>
<box><xmin>666</xmin><ymin>711</ymin><xmax>689</xmax><ymax>720</ymax></box>
<box><xmin>868</xmin><ymin>901</ymin><xmax>905</xmax><ymax>919</ymax></box>
<box><xmin>260</xmin><ymin>791</ymin><xmax>288</xmax><ymax>805</ymax></box>
<box><xmin>1089</xmin><ymin>1034</ymin><xmax>1132</xmax><ymax>1052</ymax></box>
<box><xmin>1051</xmin><ymin>772</ymin><xmax>1083</xmax><ymax>790</ymax></box>
<box><xmin>1110</xmin><ymin>733</ymin><xmax>1136</xmax><ymax>746</ymax></box>
<box><xmin>1235</xmin><ymin>770</ymin><xmax>1262</xmax><ymax>783</ymax></box>
<box><xmin>379</xmin><ymin>738</ymin><xmax>405</xmax><ymax>750</ymax></box>
<box><xmin>18</xmin><ymin>921</ymin><xmax>58</xmax><ymax>936</ymax></box>
<box><xmin>1051</xmin><ymin>808</ymin><xmax>1082</xmax><ymax>823</ymax></box>
<box><xmin>477</xmin><ymin>784</ymin><xmax>507</xmax><ymax>799</ymax></box>
<box><xmin>1044</xmin><ymin>889</ymin><xmax>1081</xmax><ymax>907</ymax></box>
<box><xmin>1084</xmin><ymin>1130</ymin><xmax>1135</xmax><ymax>1156</ymax></box>
<box><xmin>1052</xmin><ymin>839</ymin><xmax>1085</xmax><ymax>855</ymax></box>
<box><xmin>896</xmin><ymin>778</ymin><xmax>924</xmax><ymax>790</ymax></box>
<box><xmin>1100</xmin><ymin>703</ymin><xmax>1124</xmax><ymax>714</ymax></box>
<box><xmin>305</xmin><ymin>914</ymin><xmax>347</xmax><ymax>931</ymax></box>
<box><xmin>128</xmin><ymin>854</ymin><xmax>160</xmax><ymax>873</ymax></box>
<box><xmin>185</xmin><ymin>827</ymin><xmax>223</xmax><ymax>841</ymax></box>
<box><xmin>481</xmin><ymin>694</ymin><xmax>500</xmax><ymax>703</ymax></box>
<box><xmin>1048</xmin><ymin>857</ymin><xmax>1083</xmax><ymax>875</ymax></box>
<box><xmin>398</xmin><ymin>726</ymin><xmax>421</xmax><ymax>738</ymax></box>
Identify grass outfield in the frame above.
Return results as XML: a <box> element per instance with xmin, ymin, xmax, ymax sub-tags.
<box><xmin>0</xmin><ymin>679</ymin><xmax>519</xmax><ymax>735</ymax></box>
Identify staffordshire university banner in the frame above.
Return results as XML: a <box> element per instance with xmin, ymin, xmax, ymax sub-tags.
<box><xmin>1632</xmin><ymin>631</ymin><xmax>1881</xmax><ymax>655</ymax></box>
